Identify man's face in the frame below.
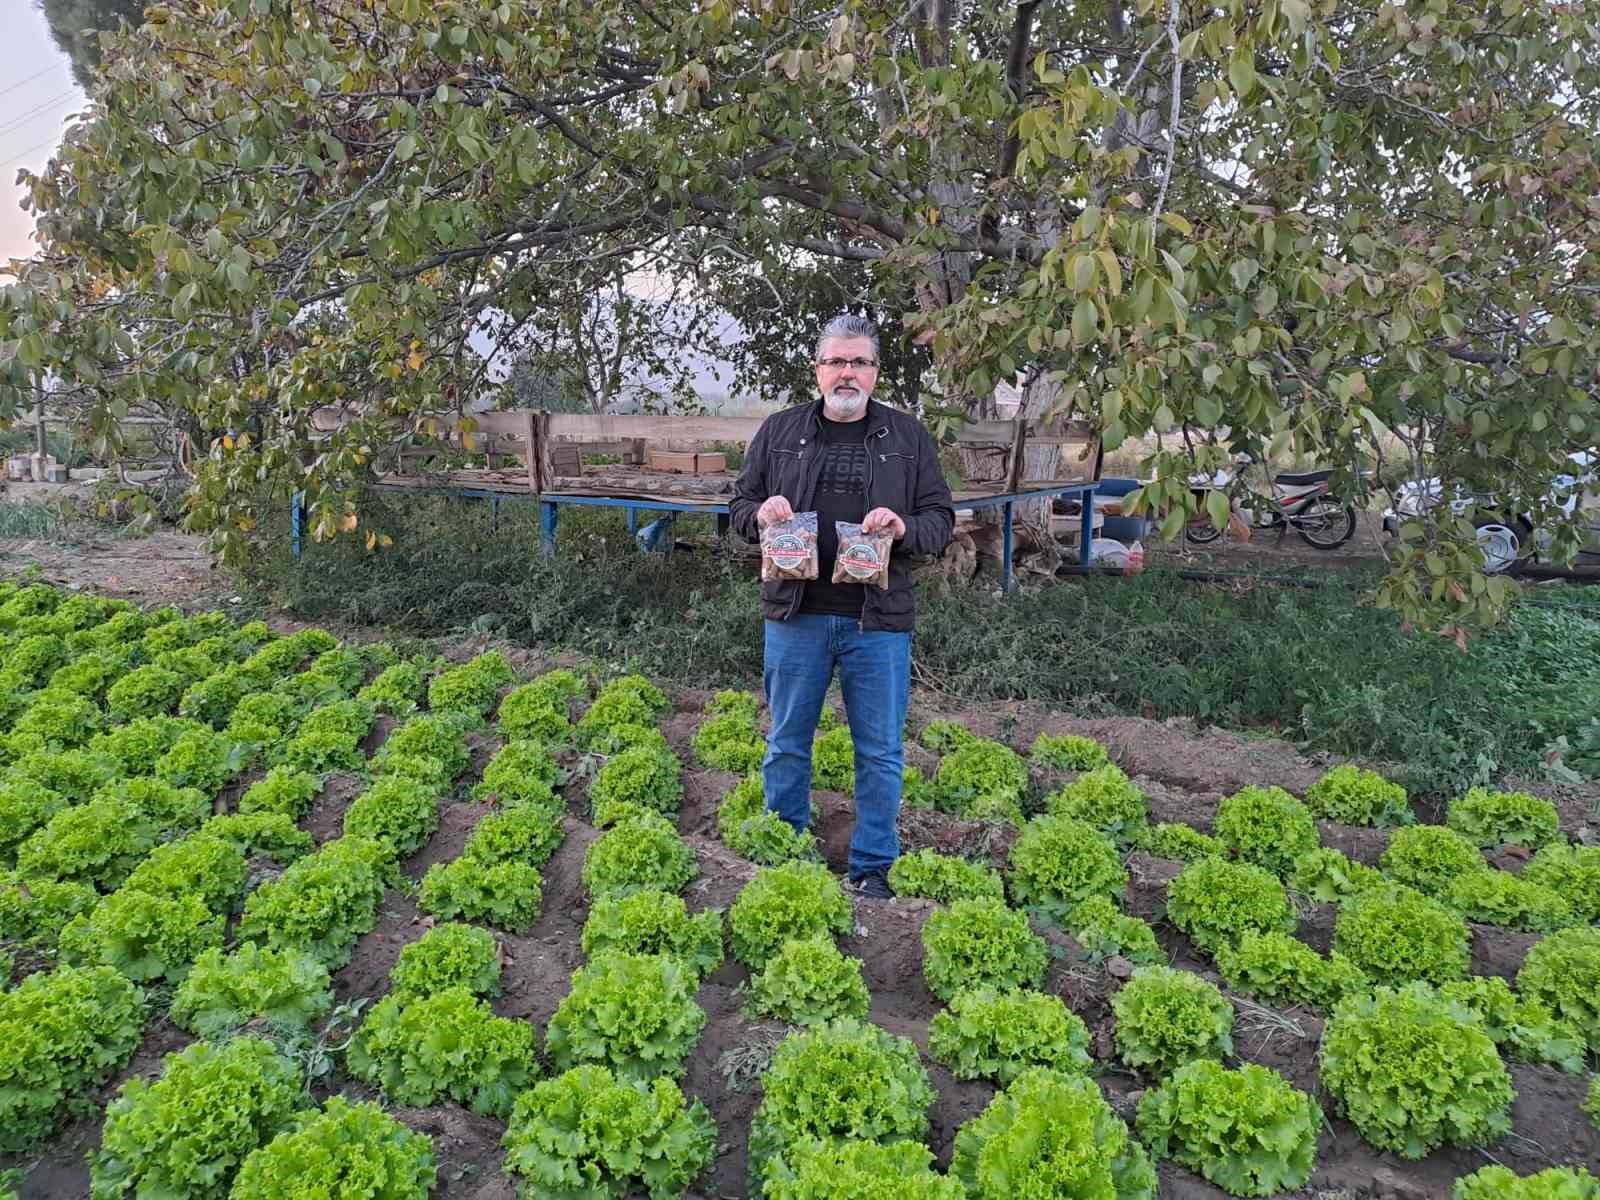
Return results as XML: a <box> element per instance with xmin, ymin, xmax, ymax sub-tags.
<box><xmin>815</xmin><ymin>336</ymin><xmax>879</xmax><ymax>416</ymax></box>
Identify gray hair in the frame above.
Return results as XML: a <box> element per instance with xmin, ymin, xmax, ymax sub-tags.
<box><xmin>815</xmin><ymin>314</ymin><xmax>880</xmax><ymax>362</ymax></box>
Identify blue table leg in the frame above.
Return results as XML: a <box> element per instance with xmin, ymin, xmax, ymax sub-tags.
<box><xmin>626</xmin><ymin>507</ymin><xmax>637</xmax><ymax>535</ymax></box>
<box><xmin>490</xmin><ymin>497</ymin><xmax>499</xmax><ymax>534</ymax></box>
<box><xmin>291</xmin><ymin>490</ymin><xmax>305</xmax><ymax>560</ymax></box>
<box><xmin>1080</xmin><ymin>486</ymin><xmax>1095</xmax><ymax>565</ymax></box>
<box><xmin>540</xmin><ymin>501</ymin><xmax>558</xmax><ymax>556</ymax></box>
<box><xmin>1001</xmin><ymin>500</ymin><xmax>1015</xmax><ymax>593</ymax></box>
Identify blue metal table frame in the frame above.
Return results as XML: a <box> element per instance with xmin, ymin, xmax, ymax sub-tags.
<box><xmin>292</xmin><ymin>481</ymin><xmax>1100</xmax><ymax>593</ymax></box>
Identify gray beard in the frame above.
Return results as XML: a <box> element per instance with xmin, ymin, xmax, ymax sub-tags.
<box><xmin>823</xmin><ymin>389</ymin><xmax>866</xmax><ymax>419</ymax></box>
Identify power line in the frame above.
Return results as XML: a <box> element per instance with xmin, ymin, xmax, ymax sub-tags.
<box><xmin>1</xmin><ymin>132</ymin><xmax>63</xmax><ymax>173</ymax></box>
<box><xmin>0</xmin><ymin>91</ymin><xmax>76</xmax><ymax>142</ymax></box>
<box><xmin>0</xmin><ymin>65</ymin><xmax>58</xmax><ymax>105</ymax></box>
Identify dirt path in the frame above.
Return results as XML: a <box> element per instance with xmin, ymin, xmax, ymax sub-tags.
<box><xmin>0</xmin><ymin>528</ymin><xmax>227</xmax><ymax>609</ymax></box>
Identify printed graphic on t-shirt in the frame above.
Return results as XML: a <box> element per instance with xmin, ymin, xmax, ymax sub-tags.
<box><xmin>818</xmin><ymin>442</ymin><xmax>868</xmax><ymax>497</ymax></box>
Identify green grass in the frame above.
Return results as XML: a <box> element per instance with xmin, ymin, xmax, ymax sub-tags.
<box><xmin>0</xmin><ymin>501</ymin><xmax>69</xmax><ymax>539</ymax></box>
<box><xmin>247</xmin><ymin>491</ymin><xmax>1600</xmax><ymax>796</ymax></box>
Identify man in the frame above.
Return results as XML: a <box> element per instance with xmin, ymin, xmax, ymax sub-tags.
<box><xmin>730</xmin><ymin>314</ymin><xmax>955</xmax><ymax>898</ymax></box>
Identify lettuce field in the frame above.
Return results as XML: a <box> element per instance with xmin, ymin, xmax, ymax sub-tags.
<box><xmin>1</xmin><ymin>578</ymin><xmax>1597</xmax><ymax>1199</ymax></box>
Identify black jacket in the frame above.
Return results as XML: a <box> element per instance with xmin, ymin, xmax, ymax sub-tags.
<box><xmin>730</xmin><ymin>398</ymin><xmax>956</xmax><ymax>631</ymax></box>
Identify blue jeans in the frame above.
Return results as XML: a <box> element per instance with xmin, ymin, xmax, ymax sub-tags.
<box><xmin>762</xmin><ymin>615</ymin><xmax>912</xmax><ymax>879</ymax></box>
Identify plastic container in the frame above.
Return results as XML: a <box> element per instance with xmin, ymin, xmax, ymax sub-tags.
<box><xmin>1093</xmin><ymin>477</ymin><xmax>1151</xmax><ymax>542</ymax></box>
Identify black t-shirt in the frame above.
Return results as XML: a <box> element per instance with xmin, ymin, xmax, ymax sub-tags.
<box><xmin>800</xmin><ymin>414</ymin><xmax>870</xmax><ymax>616</ymax></box>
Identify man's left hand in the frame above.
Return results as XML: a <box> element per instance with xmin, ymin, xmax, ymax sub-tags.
<box><xmin>861</xmin><ymin>507</ymin><xmax>906</xmax><ymax>539</ymax></box>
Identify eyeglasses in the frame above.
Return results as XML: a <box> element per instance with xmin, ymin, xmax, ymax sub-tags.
<box><xmin>816</xmin><ymin>357</ymin><xmax>879</xmax><ymax>370</ymax></box>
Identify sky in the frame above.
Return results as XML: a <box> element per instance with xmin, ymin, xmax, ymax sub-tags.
<box><xmin>0</xmin><ymin>3</ymin><xmax>85</xmax><ymax>270</ymax></box>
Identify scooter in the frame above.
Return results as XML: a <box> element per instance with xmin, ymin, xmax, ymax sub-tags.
<box><xmin>1186</xmin><ymin>460</ymin><xmax>1358</xmax><ymax>549</ymax></box>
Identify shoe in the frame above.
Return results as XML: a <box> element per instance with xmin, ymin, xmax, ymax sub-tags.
<box><xmin>853</xmin><ymin>872</ymin><xmax>895</xmax><ymax>900</ymax></box>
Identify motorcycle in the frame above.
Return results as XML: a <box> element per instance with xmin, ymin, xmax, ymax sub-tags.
<box><xmin>1185</xmin><ymin>458</ymin><xmax>1359</xmax><ymax>549</ymax></box>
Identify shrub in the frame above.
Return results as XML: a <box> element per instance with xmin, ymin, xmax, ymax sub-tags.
<box><xmin>1319</xmin><ymin>983</ymin><xmax>1513</xmax><ymax>1157</ymax></box>
<box><xmin>501</xmin><ymin>1065</ymin><xmax>715</xmax><ymax>1200</ymax></box>
<box><xmin>1438</xmin><ymin>976</ymin><xmax>1587</xmax><ymax>1074</ymax></box>
<box><xmin>1214</xmin><ymin>929</ymin><xmax>1367</xmax><ymax>1010</ymax></box>
<box><xmin>157</xmin><ymin>727</ymin><xmax>247</xmax><ymax>792</ymax></box>
<box><xmin>125</xmin><ymin>834</ymin><xmax>247</xmax><ymax>912</ymax></box>
<box><xmin>1454</xmin><ymin>1165</ymin><xmax>1600</xmax><ymax>1200</ymax></box>
<box><xmin>718</xmin><ymin>773</ymin><xmax>817</xmax><ymax>865</ymax></box>
<box><xmin>1112</xmin><ymin>965</ymin><xmax>1234</xmax><ymax>1077</ymax></box>
<box><xmin>762</xmin><ymin>1138</ymin><xmax>964</xmax><ymax>1200</ymax></box>
<box><xmin>1165</xmin><ymin>857</ymin><xmax>1295</xmax><ymax>954</ymax></box>
<box><xmin>1522</xmin><ymin>843</ymin><xmax>1600</xmax><ymax>923</ymax></box>
<box><xmin>92</xmin><ymin>1037</ymin><xmax>304</xmax><ymax>1200</ymax></box>
<box><xmin>922</xmin><ymin>898</ymin><xmax>1049</xmax><ymax>1002</ymax></box>
<box><xmin>729</xmin><ymin>861</ymin><xmax>853</xmax><ymax>969</ymax></box>
<box><xmin>1214</xmin><ymin>785</ymin><xmax>1318</xmax><ymax>877</ymax></box>
<box><xmin>1446</xmin><ymin>787</ymin><xmax>1561</xmax><ymax>849</ymax></box>
<box><xmin>389</xmin><ymin>923</ymin><xmax>501</xmax><ymax>1000</ymax></box>
<box><xmin>342</xmin><ymin>775</ymin><xmax>441</xmax><ymax>857</ymax></box>
<box><xmin>108</xmin><ymin>775</ymin><xmax>211</xmax><ymax>833</ymax></box>
<box><xmin>1587</xmin><ymin>1076</ymin><xmax>1599</xmax><ymax>1130</ymax></box>
<box><xmin>200</xmin><ymin>812</ymin><xmax>314</xmax><ymax>864</ymax></box>
<box><xmin>426</xmin><ymin>651</ymin><xmax>515</xmax><ymax>721</ymax></box>
<box><xmin>1446</xmin><ymin>868</ymin><xmax>1575</xmax><ymax>931</ymax></box>
<box><xmin>418</xmin><ymin>857</ymin><xmax>543</xmax><ymax>932</ymax></box>
<box><xmin>61</xmin><ymin>887</ymin><xmax>225</xmax><ymax>984</ymax></box>
<box><xmin>105</xmin><ymin>664</ymin><xmax>186</xmax><ymax>721</ymax></box>
<box><xmin>581</xmin><ymin>721</ymin><xmax>673</xmax><ymax>756</ymax></box>
<box><xmin>1288</xmin><ymin>846</ymin><xmax>1385</xmax><ymax>902</ymax></box>
<box><xmin>887</xmin><ymin>849</ymin><xmax>1004</xmax><ymax>904</ymax></box>
<box><xmin>748</xmin><ymin>936</ymin><xmax>870</xmax><ymax>1026</ymax></box>
<box><xmin>471</xmin><ymin>738</ymin><xmax>560</xmax><ymax>806</ymax></box>
<box><xmin>1045</xmin><ymin>764</ymin><xmax>1147</xmax><ymax>845</ymax></box>
<box><xmin>16</xmin><ymin>796</ymin><xmax>157</xmax><ymax>889</ymax></box>
<box><xmin>747</xmin><ymin>1018</ymin><xmax>933</xmax><ymax>1178</ymax></box>
<box><xmin>1516</xmin><ymin>926</ymin><xmax>1600</xmax><ymax>1050</ymax></box>
<box><xmin>707</xmin><ymin>688</ymin><xmax>760</xmax><ymax>720</ymax></box>
<box><xmin>934</xmin><ymin>740</ymin><xmax>1028</xmax><ymax>824</ymax></box>
<box><xmin>1028</xmin><ymin>731</ymin><xmax>1109</xmax><ymax>772</ymax></box>
<box><xmin>576</xmin><ymin>676</ymin><xmax>666</xmax><ymax>743</ymax></box>
<box><xmin>0</xmin><ymin>965</ymin><xmax>144</xmax><ymax>1153</ymax></box>
<box><xmin>230</xmin><ymin>1096</ymin><xmax>437</xmax><ymax>1200</ymax></box>
<box><xmin>1065</xmin><ymin>894</ymin><xmax>1164</xmax><ymax>966</ymax></box>
<box><xmin>0</xmin><ymin>778</ymin><xmax>66</xmax><ymax>863</ymax></box>
<box><xmin>581</xmin><ymin>811</ymin><xmax>698</xmax><ymax>900</ymax></box>
<box><xmin>919</xmin><ymin>719</ymin><xmax>979</xmax><ymax>753</ymax></box>
<box><xmin>693</xmin><ymin>712</ymin><xmax>766</xmax><ymax>773</ymax></box>
<box><xmin>526</xmin><ymin>666</ymin><xmax>590</xmax><ymax>706</ymax></box>
<box><xmin>1137</xmin><ymin>821</ymin><xmax>1224</xmax><ymax>862</ymax></box>
<box><xmin>928</xmin><ymin>986</ymin><xmax>1091</xmax><ymax>1084</ymax></box>
<box><xmin>1304</xmin><ymin>764</ymin><xmax>1412</xmax><ymax>827</ymax></box>
<box><xmin>901</xmin><ymin>764</ymin><xmax>937</xmax><ymax>809</ymax></box>
<box><xmin>546</xmin><ymin>951</ymin><xmax>706</xmax><ymax>1081</ymax></box>
<box><xmin>1380</xmin><ymin>824</ymin><xmax>1483</xmax><ymax>897</ymax></box>
<box><xmin>810</xmin><ymin>726</ymin><xmax>855</xmax><ymax>793</ymax></box>
<box><xmin>355</xmin><ymin>661</ymin><xmax>426</xmax><ymax>717</ymax></box>
<box><xmin>1136</xmin><ymin>1060</ymin><xmax>1321</xmax><ymax>1198</ymax></box>
<box><xmin>347</xmin><ymin>987</ymin><xmax>536</xmax><ymax>1117</ymax></box>
<box><xmin>0</xmin><ymin>871</ymin><xmax>98</xmax><ymax>947</ymax></box>
<box><xmin>169</xmin><ymin>941</ymin><xmax>334</xmax><ymax>1041</ymax></box>
<box><xmin>238</xmin><ymin>766</ymin><xmax>320</xmax><ymax>819</ymax></box>
<box><xmin>590</xmin><ymin>744</ymin><xmax>683</xmax><ymax>819</ymax></box>
<box><xmin>1333</xmin><ymin>886</ymin><xmax>1470</xmax><ymax>986</ymax></box>
<box><xmin>6</xmin><ymin>745</ymin><xmax>122</xmax><ymax>803</ymax></box>
<box><xmin>951</xmin><ymin>1067</ymin><xmax>1156</xmax><ymax>1200</ymax></box>
<box><xmin>1007</xmin><ymin>814</ymin><xmax>1126</xmax><ymax>923</ymax></box>
<box><xmin>279</xmin><ymin>706</ymin><xmax>369</xmax><ymax>775</ymax></box>
<box><xmin>463</xmin><ymin>801</ymin><xmax>565</xmax><ymax>868</ymax></box>
<box><xmin>238</xmin><ymin>837</ymin><xmax>391</xmax><ymax>969</ymax></box>
<box><xmin>227</xmin><ymin>692</ymin><xmax>304</xmax><ymax>742</ymax></box>
<box><xmin>580</xmin><ymin>891</ymin><xmax>723</xmax><ymax>981</ymax></box>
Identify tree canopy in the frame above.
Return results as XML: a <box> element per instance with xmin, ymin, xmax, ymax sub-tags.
<box><xmin>34</xmin><ymin>0</ymin><xmax>145</xmax><ymax>91</ymax></box>
<box><xmin>3</xmin><ymin>0</ymin><xmax>1598</xmax><ymax>628</ymax></box>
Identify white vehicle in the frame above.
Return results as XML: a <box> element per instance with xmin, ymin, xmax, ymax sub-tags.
<box><xmin>1380</xmin><ymin>451</ymin><xmax>1600</xmax><ymax>573</ymax></box>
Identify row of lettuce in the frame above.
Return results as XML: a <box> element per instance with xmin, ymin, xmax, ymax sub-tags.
<box><xmin>1</xmin><ymin>578</ymin><xmax>1597</xmax><ymax>1198</ymax></box>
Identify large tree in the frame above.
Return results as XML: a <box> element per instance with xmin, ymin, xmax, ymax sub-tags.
<box><xmin>34</xmin><ymin>0</ymin><xmax>145</xmax><ymax>91</ymax></box>
<box><xmin>3</xmin><ymin>0</ymin><xmax>1598</xmax><ymax>628</ymax></box>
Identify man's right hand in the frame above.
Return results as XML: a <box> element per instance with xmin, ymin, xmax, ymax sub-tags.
<box><xmin>756</xmin><ymin>495</ymin><xmax>794</xmax><ymax>527</ymax></box>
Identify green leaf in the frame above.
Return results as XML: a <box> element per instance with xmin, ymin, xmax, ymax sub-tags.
<box><xmin>1071</xmin><ymin>299</ymin><xmax>1097</xmax><ymax>345</ymax></box>
<box><xmin>1229</xmin><ymin>56</ymin><xmax>1257</xmax><ymax>96</ymax></box>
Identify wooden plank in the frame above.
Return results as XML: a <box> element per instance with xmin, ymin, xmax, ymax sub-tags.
<box><xmin>524</xmin><ymin>411</ymin><xmax>540</xmax><ymax>497</ymax></box>
<box><xmin>545</xmin><ymin>413</ymin><xmax>765</xmax><ymax>443</ymax></box>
